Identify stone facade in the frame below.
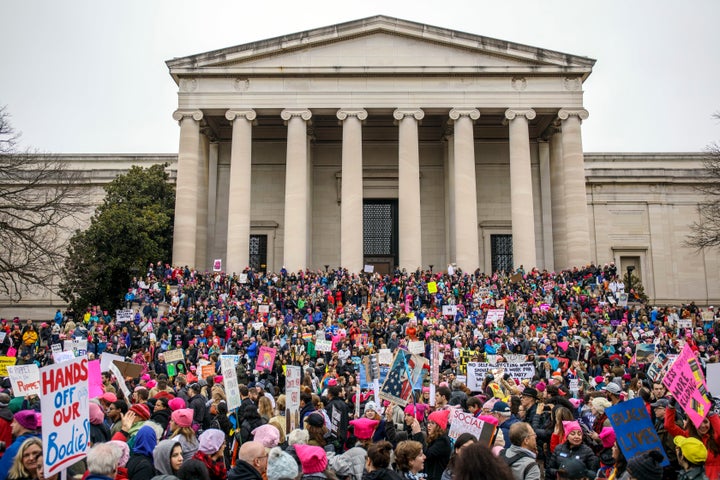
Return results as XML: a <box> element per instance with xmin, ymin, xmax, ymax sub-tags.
<box><xmin>1</xmin><ymin>16</ymin><xmax>718</xmax><ymax>318</ymax></box>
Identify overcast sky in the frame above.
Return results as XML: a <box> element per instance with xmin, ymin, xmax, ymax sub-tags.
<box><xmin>1</xmin><ymin>0</ymin><xmax>719</xmax><ymax>154</ymax></box>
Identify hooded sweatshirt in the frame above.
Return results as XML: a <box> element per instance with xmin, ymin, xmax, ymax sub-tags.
<box><xmin>153</xmin><ymin>439</ymin><xmax>181</xmax><ymax>476</ymax></box>
<box><xmin>126</xmin><ymin>425</ymin><xmax>158</xmax><ymax>480</ymax></box>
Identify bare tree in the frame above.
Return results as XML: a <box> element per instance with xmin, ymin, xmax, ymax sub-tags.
<box><xmin>0</xmin><ymin>106</ymin><xmax>89</xmax><ymax>301</ymax></box>
<box><xmin>686</xmin><ymin>112</ymin><xmax>720</xmax><ymax>250</ymax></box>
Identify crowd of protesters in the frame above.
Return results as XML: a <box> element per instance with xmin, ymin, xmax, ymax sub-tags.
<box><xmin>0</xmin><ymin>261</ymin><xmax>719</xmax><ymax>480</ymax></box>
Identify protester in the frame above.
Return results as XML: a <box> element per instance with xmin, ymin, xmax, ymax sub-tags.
<box><xmin>0</xmin><ymin>410</ymin><xmax>40</xmax><ymax>480</ymax></box>
<box><xmin>153</xmin><ymin>439</ymin><xmax>184</xmax><ymax>480</ymax></box>
<box><xmin>7</xmin><ymin>437</ymin><xmax>42</xmax><ymax>480</ymax></box>
<box><xmin>395</xmin><ymin>440</ymin><xmax>426</xmax><ymax>480</ymax></box>
<box><xmin>453</xmin><ymin>442</ymin><xmax>515</xmax><ymax>480</ymax></box>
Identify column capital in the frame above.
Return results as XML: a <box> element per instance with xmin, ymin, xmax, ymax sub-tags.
<box><xmin>449</xmin><ymin>108</ymin><xmax>480</xmax><ymax>121</ymax></box>
<box><xmin>393</xmin><ymin>108</ymin><xmax>425</xmax><ymax>121</ymax></box>
<box><xmin>505</xmin><ymin>108</ymin><xmax>536</xmax><ymax>121</ymax></box>
<box><xmin>558</xmin><ymin>108</ymin><xmax>589</xmax><ymax>121</ymax></box>
<box><xmin>225</xmin><ymin>109</ymin><xmax>256</xmax><ymax>122</ymax></box>
<box><xmin>336</xmin><ymin>108</ymin><xmax>368</xmax><ymax>121</ymax></box>
<box><xmin>281</xmin><ymin>108</ymin><xmax>312</xmax><ymax>122</ymax></box>
<box><xmin>172</xmin><ymin>109</ymin><xmax>203</xmax><ymax>123</ymax></box>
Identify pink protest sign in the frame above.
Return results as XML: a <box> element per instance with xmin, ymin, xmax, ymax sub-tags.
<box><xmin>255</xmin><ymin>346</ymin><xmax>277</xmax><ymax>372</ymax></box>
<box><xmin>87</xmin><ymin>360</ymin><xmax>104</xmax><ymax>398</ymax></box>
<box><xmin>663</xmin><ymin>344</ymin><xmax>712</xmax><ymax>428</ymax></box>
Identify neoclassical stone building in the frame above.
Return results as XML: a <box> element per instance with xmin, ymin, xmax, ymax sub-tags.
<box><xmin>0</xmin><ymin>16</ymin><xmax>718</xmax><ymax>318</ymax></box>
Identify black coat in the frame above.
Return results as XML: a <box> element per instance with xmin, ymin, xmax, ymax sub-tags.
<box><xmin>228</xmin><ymin>460</ymin><xmax>263</xmax><ymax>480</ymax></box>
<box><xmin>546</xmin><ymin>441</ymin><xmax>599</xmax><ymax>480</ymax></box>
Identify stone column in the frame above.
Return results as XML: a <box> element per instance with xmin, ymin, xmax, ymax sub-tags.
<box><xmin>393</xmin><ymin>108</ymin><xmax>424</xmax><ymax>271</ymax></box>
<box><xmin>549</xmin><ymin>127</ymin><xmax>567</xmax><ymax>270</ymax></box>
<box><xmin>171</xmin><ymin>109</ymin><xmax>203</xmax><ymax>268</ymax></box>
<box><xmin>196</xmin><ymin>132</ymin><xmax>209</xmax><ymax>270</ymax></box>
<box><xmin>506</xmin><ymin>108</ymin><xmax>537</xmax><ymax>270</ymax></box>
<box><xmin>538</xmin><ymin>140</ymin><xmax>554</xmax><ymax>272</ymax></box>
<box><xmin>337</xmin><ymin>108</ymin><xmax>367</xmax><ymax>273</ymax></box>
<box><xmin>225</xmin><ymin>109</ymin><xmax>256</xmax><ymax>275</ymax></box>
<box><xmin>443</xmin><ymin>128</ymin><xmax>456</xmax><ymax>265</ymax></box>
<box><xmin>207</xmin><ymin>142</ymin><xmax>219</xmax><ymax>259</ymax></box>
<box><xmin>449</xmin><ymin>108</ymin><xmax>481</xmax><ymax>272</ymax></box>
<box><xmin>281</xmin><ymin>108</ymin><xmax>312</xmax><ymax>272</ymax></box>
<box><xmin>558</xmin><ymin>108</ymin><xmax>591</xmax><ymax>268</ymax></box>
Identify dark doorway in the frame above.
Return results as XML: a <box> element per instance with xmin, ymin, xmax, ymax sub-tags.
<box><xmin>363</xmin><ymin>199</ymin><xmax>398</xmax><ymax>273</ymax></box>
<box><xmin>491</xmin><ymin>234</ymin><xmax>513</xmax><ymax>273</ymax></box>
<box><xmin>249</xmin><ymin>234</ymin><xmax>267</xmax><ymax>272</ymax></box>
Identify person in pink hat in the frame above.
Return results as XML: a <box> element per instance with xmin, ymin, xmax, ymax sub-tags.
<box><xmin>349</xmin><ymin>417</ymin><xmax>379</xmax><ymax>448</ymax></box>
<box><xmin>169</xmin><ymin>408</ymin><xmax>199</xmax><ymax>461</ymax></box>
<box><xmin>295</xmin><ymin>444</ymin><xmax>330</xmax><ymax>480</ymax></box>
<box><xmin>424</xmin><ymin>410</ymin><xmax>452</xmax><ymax>480</ymax></box>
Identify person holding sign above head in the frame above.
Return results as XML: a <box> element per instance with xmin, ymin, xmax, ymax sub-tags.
<box><xmin>664</xmin><ymin>396</ymin><xmax>720</xmax><ymax>480</ymax></box>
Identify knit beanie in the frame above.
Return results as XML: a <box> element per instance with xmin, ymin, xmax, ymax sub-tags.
<box><xmin>294</xmin><ymin>444</ymin><xmax>328</xmax><ymax>474</ymax></box>
<box><xmin>267</xmin><ymin>446</ymin><xmax>299</xmax><ymax>480</ymax></box>
<box><xmin>599</xmin><ymin>427</ymin><xmax>616</xmax><ymax>449</ymax></box>
<box><xmin>627</xmin><ymin>450</ymin><xmax>664</xmax><ymax>480</ymax></box>
<box><xmin>130</xmin><ymin>403</ymin><xmax>151</xmax><ymax>421</ymax></box>
<box><xmin>592</xmin><ymin>397</ymin><xmax>612</xmax><ymax>414</ymax></box>
<box><xmin>428</xmin><ymin>409</ymin><xmax>450</xmax><ymax>431</ymax></box>
<box><xmin>287</xmin><ymin>428</ymin><xmax>309</xmax><ymax>446</ymax></box>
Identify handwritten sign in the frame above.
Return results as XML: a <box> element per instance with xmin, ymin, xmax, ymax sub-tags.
<box><xmin>285</xmin><ymin>366</ymin><xmax>302</xmax><ymax>432</ymax></box>
<box><xmin>427</xmin><ymin>282</ymin><xmax>437</xmax><ymax>294</ymax></box>
<box><xmin>466</xmin><ymin>362</ymin><xmax>536</xmax><ymax>390</ymax></box>
<box><xmin>7</xmin><ymin>364</ymin><xmax>41</xmax><ymax>396</ymax></box>
<box><xmin>363</xmin><ymin>265</ymin><xmax>374</xmax><ymax>273</ymax></box>
<box><xmin>606</xmin><ymin>397</ymin><xmax>669</xmax><ymax>466</ymax></box>
<box><xmin>442</xmin><ymin>305</ymin><xmax>457</xmax><ymax>316</ymax></box>
<box><xmin>163</xmin><ymin>349</ymin><xmax>184</xmax><ymax>364</ymax></box>
<box><xmin>316</xmin><ymin>339</ymin><xmax>333</xmax><ymax>352</ymax></box>
<box><xmin>0</xmin><ymin>356</ymin><xmax>17</xmax><ymax>376</ymax></box>
<box><xmin>485</xmin><ymin>309</ymin><xmax>505</xmax><ymax>325</ymax></box>
<box><xmin>408</xmin><ymin>341</ymin><xmax>425</xmax><ymax>355</ymax></box>
<box><xmin>378</xmin><ymin>349</ymin><xmax>393</xmax><ymax>365</ymax></box>
<box><xmin>448</xmin><ymin>409</ymin><xmax>496</xmax><ymax>446</ymax></box>
<box><xmin>221</xmin><ymin>357</ymin><xmax>241</xmax><ymax>410</ymax></box>
<box><xmin>200</xmin><ymin>365</ymin><xmax>215</xmax><ymax>380</ymax></box>
<box><xmin>213</xmin><ymin>259</ymin><xmax>222</xmax><ymax>272</ymax></box>
<box><xmin>41</xmin><ymin>357</ymin><xmax>90</xmax><ymax>476</ymax></box>
<box><xmin>663</xmin><ymin>344</ymin><xmax>712</xmax><ymax>428</ymax></box>
<box><xmin>115</xmin><ymin>309</ymin><xmax>133</xmax><ymax>323</ymax></box>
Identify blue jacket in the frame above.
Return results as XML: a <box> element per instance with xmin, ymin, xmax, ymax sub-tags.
<box><xmin>0</xmin><ymin>432</ymin><xmax>41</xmax><ymax>480</ymax></box>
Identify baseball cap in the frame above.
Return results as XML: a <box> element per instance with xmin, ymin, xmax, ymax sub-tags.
<box><xmin>674</xmin><ymin>436</ymin><xmax>708</xmax><ymax>464</ymax></box>
<box><xmin>603</xmin><ymin>382</ymin><xmax>621</xmax><ymax>395</ymax></box>
<box><xmin>650</xmin><ymin>398</ymin><xmax>669</xmax><ymax>408</ymax></box>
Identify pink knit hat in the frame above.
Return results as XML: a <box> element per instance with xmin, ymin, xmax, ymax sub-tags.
<box><xmin>168</xmin><ymin>397</ymin><xmax>186</xmax><ymax>411</ymax></box>
<box><xmin>171</xmin><ymin>408</ymin><xmax>194</xmax><ymax>428</ymax></box>
<box><xmin>349</xmin><ymin>418</ymin><xmax>379</xmax><ymax>440</ymax></box>
<box><xmin>252</xmin><ymin>424</ymin><xmax>281</xmax><ymax>448</ymax></box>
<box><xmin>428</xmin><ymin>409</ymin><xmax>450</xmax><ymax>430</ymax></box>
<box><xmin>600</xmin><ymin>427</ymin><xmax>616</xmax><ymax>448</ymax></box>
<box><xmin>562</xmin><ymin>420</ymin><xmax>581</xmax><ymax>434</ymax></box>
<box><xmin>89</xmin><ymin>402</ymin><xmax>105</xmax><ymax>425</ymax></box>
<box><xmin>294</xmin><ymin>444</ymin><xmax>328</xmax><ymax>475</ymax></box>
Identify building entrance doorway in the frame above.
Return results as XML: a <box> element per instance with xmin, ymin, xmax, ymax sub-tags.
<box><xmin>363</xmin><ymin>199</ymin><xmax>398</xmax><ymax>274</ymax></box>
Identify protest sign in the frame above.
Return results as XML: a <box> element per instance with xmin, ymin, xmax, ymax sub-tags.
<box><xmin>485</xmin><ymin>309</ymin><xmax>505</xmax><ymax>325</ymax></box>
<box><xmin>677</xmin><ymin>318</ymin><xmax>692</xmax><ymax>329</ymax></box>
<box><xmin>111</xmin><ymin>361</ymin><xmax>143</xmax><ymax>379</ymax></box>
<box><xmin>163</xmin><ymin>349</ymin><xmax>185</xmax><ymax>364</ymax></box>
<box><xmin>431</xmin><ymin>342</ymin><xmax>441</xmax><ymax>384</ymax></box>
<box><xmin>442</xmin><ymin>305</ymin><xmax>457</xmax><ymax>316</ymax></box>
<box><xmin>663</xmin><ymin>344</ymin><xmax>712</xmax><ymax>428</ymax></box>
<box><xmin>213</xmin><ymin>259</ymin><xmax>222</xmax><ymax>272</ymax></box>
<box><xmin>7</xmin><ymin>364</ymin><xmax>41</xmax><ymax>396</ymax></box>
<box><xmin>115</xmin><ymin>309</ymin><xmax>133</xmax><ymax>322</ymax></box>
<box><xmin>64</xmin><ymin>339</ymin><xmax>87</xmax><ymax>358</ymax></box>
<box><xmin>427</xmin><ymin>282</ymin><xmax>437</xmax><ymax>294</ymax></box>
<box><xmin>408</xmin><ymin>341</ymin><xmax>425</xmax><ymax>355</ymax></box>
<box><xmin>285</xmin><ymin>365</ymin><xmax>302</xmax><ymax>432</ymax></box>
<box><xmin>220</xmin><ymin>354</ymin><xmax>241</xmax><ymax>365</ymax></box>
<box><xmin>635</xmin><ymin>343</ymin><xmax>656</xmax><ymax>363</ymax></box>
<box><xmin>255</xmin><ymin>346</ymin><xmax>277</xmax><ymax>372</ymax></box>
<box><xmin>41</xmin><ymin>357</ymin><xmax>90</xmax><ymax>476</ymax></box>
<box><xmin>258</xmin><ymin>305</ymin><xmax>270</xmax><ymax>314</ymax></box>
<box><xmin>379</xmin><ymin>350</ymin><xmax>428</xmax><ymax>407</ymax></box>
<box><xmin>201</xmin><ymin>365</ymin><xmax>215</xmax><ymax>379</ymax></box>
<box><xmin>707</xmin><ymin>363</ymin><xmax>720</xmax><ymax>397</ymax></box>
<box><xmin>239</xmin><ymin>273</ymin><xmax>248</xmax><ymax>284</ymax></box>
<box><xmin>316</xmin><ymin>339</ymin><xmax>333</xmax><ymax>352</ymax></box>
<box><xmin>53</xmin><ymin>351</ymin><xmax>75</xmax><ymax>364</ymax></box>
<box><xmin>108</xmin><ymin>361</ymin><xmax>131</xmax><ymax>399</ymax></box>
<box><xmin>466</xmin><ymin>362</ymin><xmax>536</xmax><ymax>390</ymax></box>
<box><xmin>647</xmin><ymin>352</ymin><xmax>670</xmax><ymax>383</ymax></box>
<box><xmin>606</xmin><ymin>398</ymin><xmax>669</xmax><ymax>466</ymax></box>
<box><xmin>448</xmin><ymin>409</ymin><xmax>496</xmax><ymax>446</ymax></box>
<box><xmin>378</xmin><ymin>348</ymin><xmax>393</xmax><ymax>365</ymax></box>
<box><xmin>0</xmin><ymin>332</ymin><xmax>5</xmax><ymax>343</ymax></box>
<box><xmin>618</xmin><ymin>293</ymin><xmax>628</xmax><ymax>307</ymax></box>
<box><xmin>86</xmin><ymin>360</ymin><xmax>104</xmax><ymax>398</ymax></box>
<box><xmin>363</xmin><ymin>265</ymin><xmax>374</xmax><ymax>273</ymax></box>
<box><xmin>504</xmin><ymin>354</ymin><xmax>528</xmax><ymax>364</ymax></box>
<box><xmin>221</xmin><ymin>357</ymin><xmax>241</xmax><ymax>410</ymax></box>
<box><xmin>252</xmin><ymin>322</ymin><xmax>264</xmax><ymax>331</ymax></box>
<box><xmin>99</xmin><ymin>353</ymin><xmax>125</xmax><ymax>372</ymax></box>
<box><xmin>0</xmin><ymin>356</ymin><xmax>17</xmax><ymax>376</ymax></box>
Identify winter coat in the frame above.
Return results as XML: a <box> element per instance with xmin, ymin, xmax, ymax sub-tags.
<box><xmin>665</xmin><ymin>407</ymin><xmax>720</xmax><ymax>480</ymax></box>
<box><xmin>424</xmin><ymin>434</ymin><xmax>452</xmax><ymax>480</ymax></box>
<box><xmin>363</xmin><ymin>468</ymin><xmax>405</xmax><ymax>480</ymax></box>
<box><xmin>0</xmin><ymin>432</ymin><xmax>41</xmax><ymax>480</ymax></box>
<box><xmin>501</xmin><ymin>444</ymin><xmax>541</xmax><ymax>480</ymax></box>
<box><xmin>126</xmin><ymin>426</ymin><xmax>158</xmax><ymax>480</ymax></box>
<box><xmin>546</xmin><ymin>441</ymin><xmax>598</xmax><ymax>480</ymax></box>
<box><xmin>227</xmin><ymin>460</ymin><xmax>263</xmax><ymax>480</ymax></box>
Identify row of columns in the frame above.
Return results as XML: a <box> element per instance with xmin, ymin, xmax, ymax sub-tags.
<box><xmin>172</xmin><ymin>107</ymin><xmax>590</xmax><ymax>274</ymax></box>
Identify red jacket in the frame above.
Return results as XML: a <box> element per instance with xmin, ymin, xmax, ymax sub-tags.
<box><xmin>665</xmin><ymin>406</ymin><xmax>720</xmax><ymax>480</ymax></box>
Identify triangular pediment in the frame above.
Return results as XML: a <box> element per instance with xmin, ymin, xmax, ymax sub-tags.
<box><xmin>167</xmin><ymin>16</ymin><xmax>595</xmax><ymax>81</ymax></box>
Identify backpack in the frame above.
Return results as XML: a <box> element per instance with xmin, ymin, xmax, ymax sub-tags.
<box><xmin>500</xmin><ymin>449</ymin><xmax>538</xmax><ymax>480</ymax></box>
